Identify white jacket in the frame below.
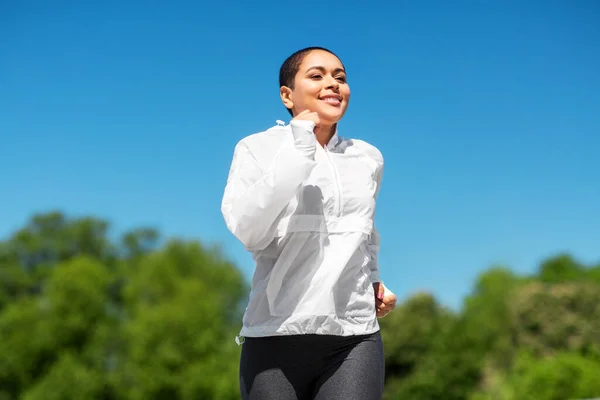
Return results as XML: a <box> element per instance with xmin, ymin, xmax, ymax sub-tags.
<box><xmin>221</xmin><ymin>119</ymin><xmax>386</xmax><ymax>338</ymax></box>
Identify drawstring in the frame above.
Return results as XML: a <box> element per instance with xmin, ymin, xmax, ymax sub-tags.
<box><xmin>235</xmin><ymin>335</ymin><xmax>245</xmax><ymax>345</ymax></box>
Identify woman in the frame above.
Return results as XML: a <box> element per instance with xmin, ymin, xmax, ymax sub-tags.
<box><xmin>221</xmin><ymin>46</ymin><xmax>397</xmax><ymax>400</ymax></box>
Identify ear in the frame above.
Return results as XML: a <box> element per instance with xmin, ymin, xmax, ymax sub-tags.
<box><xmin>280</xmin><ymin>86</ymin><xmax>294</xmax><ymax>112</ymax></box>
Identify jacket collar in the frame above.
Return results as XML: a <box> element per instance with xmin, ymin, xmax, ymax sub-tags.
<box><xmin>326</xmin><ymin>129</ymin><xmax>340</xmax><ymax>151</ymax></box>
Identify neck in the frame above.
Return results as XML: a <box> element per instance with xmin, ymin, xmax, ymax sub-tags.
<box><xmin>315</xmin><ymin>123</ymin><xmax>336</xmax><ymax>147</ymax></box>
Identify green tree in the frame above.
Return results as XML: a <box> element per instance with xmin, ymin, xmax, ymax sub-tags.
<box><xmin>586</xmin><ymin>263</ymin><xmax>600</xmax><ymax>284</ymax></box>
<box><xmin>3</xmin><ymin>212</ymin><xmax>600</xmax><ymax>400</ymax></box>
<box><xmin>511</xmin><ymin>281</ymin><xmax>600</xmax><ymax>356</ymax></box>
<box><xmin>537</xmin><ymin>253</ymin><xmax>586</xmax><ymax>283</ymax></box>
<box><xmin>468</xmin><ymin>257</ymin><xmax>600</xmax><ymax>400</ymax></box>
<box><xmin>462</xmin><ymin>267</ymin><xmax>521</xmax><ymax>369</ymax></box>
<box><xmin>21</xmin><ymin>352</ymin><xmax>105</xmax><ymax>400</ymax></box>
<box><xmin>112</xmin><ymin>241</ymin><xmax>245</xmax><ymax>399</ymax></box>
<box><xmin>380</xmin><ymin>292</ymin><xmax>455</xmax><ymax>399</ymax></box>
<box><xmin>381</xmin><ymin>255</ymin><xmax>600</xmax><ymax>400</ymax></box>
<box><xmin>509</xmin><ymin>351</ymin><xmax>600</xmax><ymax>400</ymax></box>
<box><xmin>0</xmin><ymin>212</ymin><xmax>247</xmax><ymax>399</ymax></box>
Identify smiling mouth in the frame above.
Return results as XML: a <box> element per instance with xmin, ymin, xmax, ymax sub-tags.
<box><xmin>320</xmin><ymin>96</ymin><xmax>342</xmax><ymax>106</ymax></box>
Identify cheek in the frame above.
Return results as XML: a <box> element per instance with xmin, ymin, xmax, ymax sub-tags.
<box><xmin>292</xmin><ymin>84</ymin><xmax>320</xmax><ymax>105</ymax></box>
<box><xmin>342</xmin><ymin>86</ymin><xmax>351</xmax><ymax>99</ymax></box>
<box><xmin>299</xmin><ymin>80</ymin><xmax>321</xmax><ymax>93</ymax></box>
<box><xmin>306</xmin><ymin>83</ymin><xmax>323</xmax><ymax>98</ymax></box>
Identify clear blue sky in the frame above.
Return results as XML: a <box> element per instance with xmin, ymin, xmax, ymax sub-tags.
<box><xmin>2</xmin><ymin>1</ymin><xmax>599</xmax><ymax>310</ymax></box>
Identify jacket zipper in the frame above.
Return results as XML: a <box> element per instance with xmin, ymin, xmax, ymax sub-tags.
<box><xmin>324</xmin><ymin>146</ymin><xmax>343</xmax><ymax>218</ymax></box>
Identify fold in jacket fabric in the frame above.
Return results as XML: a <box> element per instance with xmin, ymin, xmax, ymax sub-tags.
<box><xmin>221</xmin><ymin>119</ymin><xmax>387</xmax><ymax>338</ymax></box>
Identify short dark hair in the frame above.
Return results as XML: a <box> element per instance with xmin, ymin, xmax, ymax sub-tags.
<box><xmin>279</xmin><ymin>46</ymin><xmax>343</xmax><ymax>116</ymax></box>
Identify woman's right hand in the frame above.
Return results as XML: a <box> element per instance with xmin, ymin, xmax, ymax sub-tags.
<box><xmin>289</xmin><ymin>110</ymin><xmax>319</xmax><ymax>159</ymax></box>
<box><xmin>292</xmin><ymin>109</ymin><xmax>320</xmax><ymax>132</ymax></box>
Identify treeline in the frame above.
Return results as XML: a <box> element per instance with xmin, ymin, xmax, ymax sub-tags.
<box><xmin>379</xmin><ymin>257</ymin><xmax>600</xmax><ymax>399</ymax></box>
<box><xmin>0</xmin><ymin>212</ymin><xmax>599</xmax><ymax>399</ymax></box>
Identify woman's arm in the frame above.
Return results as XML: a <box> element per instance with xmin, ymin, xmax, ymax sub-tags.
<box><xmin>221</xmin><ymin>120</ymin><xmax>317</xmax><ymax>251</ymax></box>
<box><xmin>367</xmin><ymin>152</ymin><xmax>384</xmax><ymax>283</ymax></box>
<box><xmin>366</xmin><ymin>150</ymin><xmax>397</xmax><ymax>316</ymax></box>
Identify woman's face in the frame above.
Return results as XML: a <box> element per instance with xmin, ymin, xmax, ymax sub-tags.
<box><xmin>282</xmin><ymin>50</ymin><xmax>351</xmax><ymax>125</ymax></box>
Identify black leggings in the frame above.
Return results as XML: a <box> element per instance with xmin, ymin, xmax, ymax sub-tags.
<box><xmin>239</xmin><ymin>331</ymin><xmax>384</xmax><ymax>400</ymax></box>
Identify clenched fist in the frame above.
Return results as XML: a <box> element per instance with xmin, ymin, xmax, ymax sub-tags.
<box><xmin>289</xmin><ymin>109</ymin><xmax>319</xmax><ymax>159</ymax></box>
<box><xmin>373</xmin><ymin>282</ymin><xmax>397</xmax><ymax>318</ymax></box>
<box><xmin>292</xmin><ymin>109</ymin><xmax>320</xmax><ymax>131</ymax></box>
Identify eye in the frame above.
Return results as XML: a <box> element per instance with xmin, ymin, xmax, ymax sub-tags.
<box><xmin>310</xmin><ymin>74</ymin><xmax>323</xmax><ymax>80</ymax></box>
<box><xmin>336</xmin><ymin>76</ymin><xmax>347</xmax><ymax>83</ymax></box>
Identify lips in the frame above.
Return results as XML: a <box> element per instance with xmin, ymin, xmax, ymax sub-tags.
<box><xmin>319</xmin><ymin>95</ymin><xmax>342</xmax><ymax>106</ymax></box>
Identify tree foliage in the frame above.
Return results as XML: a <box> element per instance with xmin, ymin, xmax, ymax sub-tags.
<box><xmin>0</xmin><ymin>212</ymin><xmax>598</xmax><ymax>399</ymax></box>
<box><xmin>0</xmin><ymin>212</ymin><xmax>246</xmax><ymax>400</ymax></box>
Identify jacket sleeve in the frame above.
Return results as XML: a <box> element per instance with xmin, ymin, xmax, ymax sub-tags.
<box><xmin>221</xmin><ymin>120</ymin><xmax>318</xmax><ymax>251</ymax></box>
<box><xmin>367</xmin><ymin>227</ymin><xmax>382</xmax><ymax>283</ymax></box>
<box><xmin>367</xmin><ymin>152</ymin><xmax>384</xmax><ymax>284</ymax></box>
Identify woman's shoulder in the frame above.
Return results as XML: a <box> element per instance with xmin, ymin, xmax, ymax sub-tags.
<box><xmin>239</xmin><ymin>121</ymin><xmax>290</xmax><ymax>143</ymax></box>
<box><xmin>342</xmin><ymin>137</ymin><xmax>384</xmax><ymax>167</ymax></box>
<box><xmin>229</xmin><ymin>121</ymin><xmax>292</xmax><ymax>167</ymax></box>
<box><xmin>234</xmin><ymin>121</ymin><xmax>291</xmax><ymax>151</ymax></box>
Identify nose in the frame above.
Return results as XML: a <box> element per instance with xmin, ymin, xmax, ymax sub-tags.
<box><xmin>325</xmin><ymin>74</ymin><xmax>339</xmax><ymax>90</ymax></box>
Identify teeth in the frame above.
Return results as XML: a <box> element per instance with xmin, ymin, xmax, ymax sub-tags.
<box><xmin>322</xmin><ymin>97</ymin><xmax>340</xmax><ymax>103</ymax></box>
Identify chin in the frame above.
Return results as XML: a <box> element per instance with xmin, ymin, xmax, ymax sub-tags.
<box><xmin>318</xmin><ymin>111</ymin><xmax>345</xmax><ymax>125</ymax></box>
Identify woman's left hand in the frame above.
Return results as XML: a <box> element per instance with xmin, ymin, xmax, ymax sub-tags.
<box><xmin>373</xmin><ymin>282</ymin><xmax>397</xmax><ymax>318</ymax></box>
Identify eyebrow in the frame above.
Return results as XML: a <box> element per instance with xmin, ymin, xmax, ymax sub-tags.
<box><xmin>305</xmin><ymin>66</ymin><xmax>346</xmax><ymax>75</ymax></box>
